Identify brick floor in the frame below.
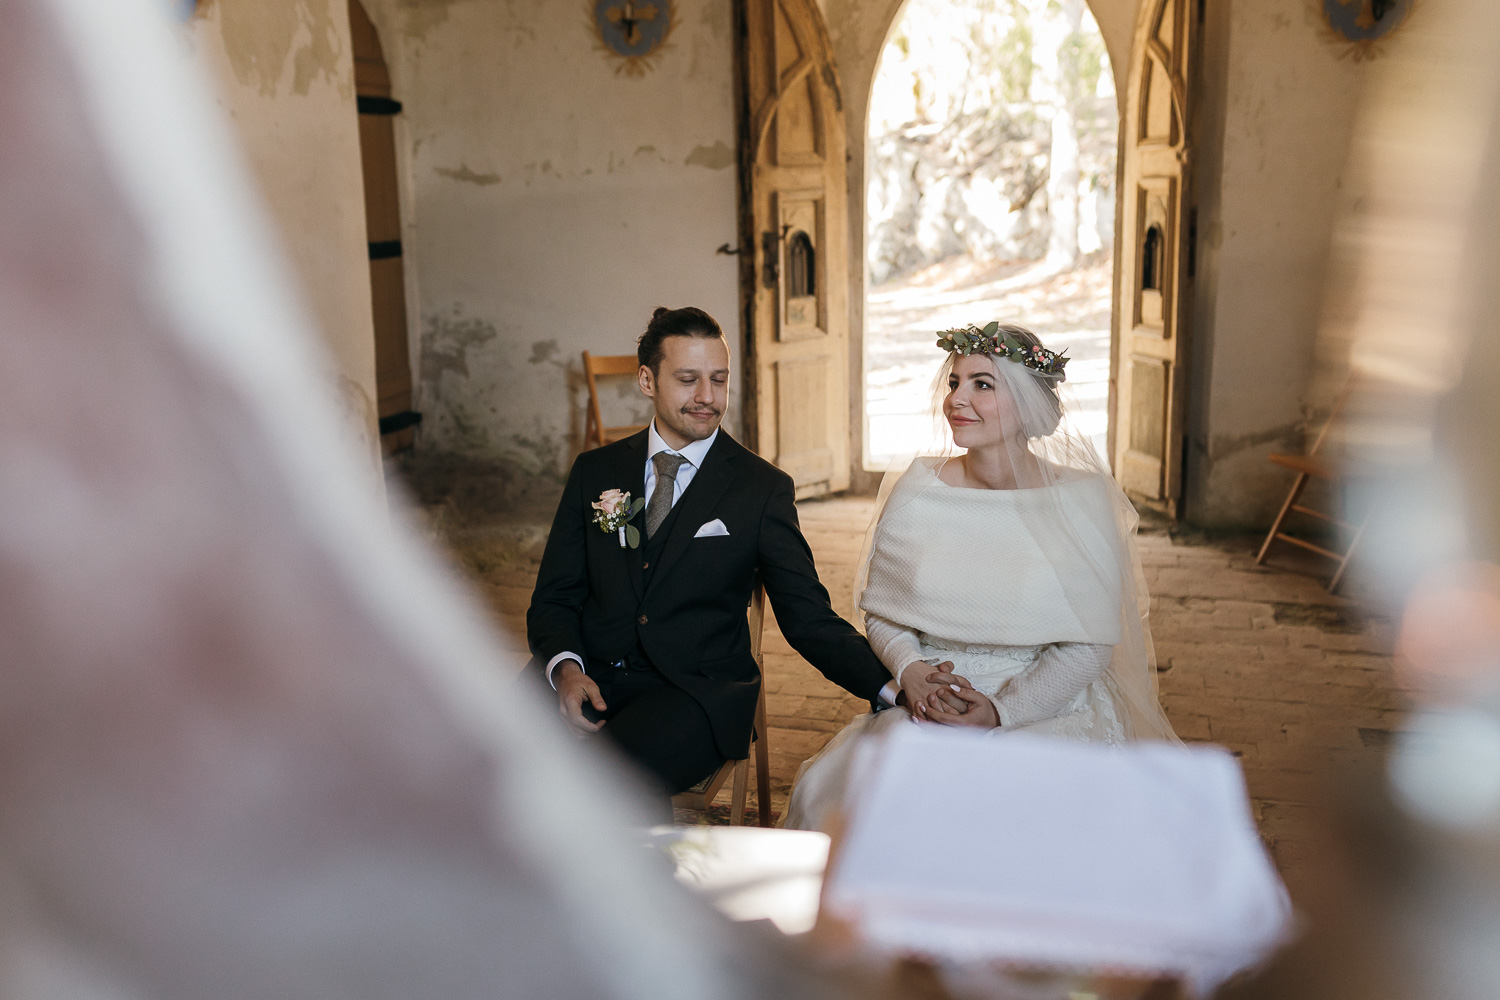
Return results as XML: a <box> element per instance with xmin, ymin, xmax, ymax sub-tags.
<box><xmin>446</xmin><ymin>493</ymin><xmax>1403</xmax><ymax>902</ymax></box>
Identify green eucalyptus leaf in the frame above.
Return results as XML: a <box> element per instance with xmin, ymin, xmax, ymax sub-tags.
<box><xmin>625</xmin><ymin>524</ymin><xmax>641</xmax><ymax>549</ymax></box>
<box><xmin>629</xmin><ymin>497</ymin><xmax>646</xmax><ymax>517</ymax></box>
<box><xmin>952</xmin><ymin>331</ymin><xmax>969</xmax><ymax>347</ymax></box>
<box><xmin>981</xmin><ymin>321</ymin><xmax>999</xmax><ymax>337</ymax></box>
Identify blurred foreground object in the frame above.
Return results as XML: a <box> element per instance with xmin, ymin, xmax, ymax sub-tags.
<box><xmin>0</xmin><ymin>0</ymin><xmax>829</xmax><ymax>997</ymax></box>
<box><xmin>820</xmin><ymin>727</ymin><xmax>1291</xmax><ymax>996</ymax></box>
<box><xmin>1228</xmin><ymin>0</ymin><xmax>1500</xmax><ymax>997</ymax></box>
<box><xmin>652</xmin><ymin>826</ymin><xmax>830</xmax><ymax>935</ymax></box>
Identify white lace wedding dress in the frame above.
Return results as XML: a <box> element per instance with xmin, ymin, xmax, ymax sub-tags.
<box><xmin>783</xmin><ymin>458</ymin><xmax>1176</xmax><ymax>833</ymax></box>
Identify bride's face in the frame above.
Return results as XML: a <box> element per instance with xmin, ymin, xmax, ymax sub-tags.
<box><xmin>944</xmin><ymin>355</ymin><xmax>1020</xmax><ymax>448</ymax></box>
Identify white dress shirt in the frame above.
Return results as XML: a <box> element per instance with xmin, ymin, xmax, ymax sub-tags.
<box><xmin>549</xmin><ymin>422</ymin><xmax>898</xmax><ymax>707</ymax></box>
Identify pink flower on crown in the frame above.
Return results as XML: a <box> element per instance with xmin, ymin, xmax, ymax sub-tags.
<box><xmin>593</xmin><ymin>488</ymin><xmax>628</xmax><ymax>516</ymax></box>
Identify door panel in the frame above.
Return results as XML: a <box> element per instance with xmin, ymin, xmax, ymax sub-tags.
<box><xmin>350</xmin><ymin>0</ymin><xmax>415</xmax><ymax>455</ymax></box>
<box><xmin>1113</xmin><ymin>0</ymin><xmax>1196</xmax><ymax>515</ymax></box>
<box><xmin>739</xmin><ymin>0</ymin><xmax>850</xmax><ymax>498</ymax></box>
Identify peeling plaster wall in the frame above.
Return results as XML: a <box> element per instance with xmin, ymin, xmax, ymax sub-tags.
<box><xmin>186</xmin><ymin>0</ymin><xmax>380</xmax><ymax>459</ymax></box>
<box><xmin>1185</xmin><ymin>0</ymin><xmax>1367</xmax><ymax>527</ymax></box>
<box><xmin>816</xmin><ymin>0</ymin><xmax>1141</xmax><ymax>491</ymax></box>
<box><xmin>367</xmin><ymin>0</ymin><xmax>741</xmax><ymax>479</ymax></box>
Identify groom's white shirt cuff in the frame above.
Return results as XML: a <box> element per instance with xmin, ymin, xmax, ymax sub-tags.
<box><xmin>879</xmin><ymin>679</ymin><xmax>900</xmax><ymax>706</ymax></box>
<box><xmin>547</xmin><ymin>651</ymin><xmax>584</xmax><ymax>689</ymax></box>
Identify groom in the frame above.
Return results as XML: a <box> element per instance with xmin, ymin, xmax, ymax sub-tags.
<box><xmin>526</xmin><ymin>306</ymin><xmax>897</xmax><ymax>797</ymax></box>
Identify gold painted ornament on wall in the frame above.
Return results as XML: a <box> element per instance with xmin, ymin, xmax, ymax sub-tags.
<box><xmin>587</xmin><ymin>0</ymin><xmax>678</xmax><ymax>77</ymax></box>
<box><xmin>1316</xmin><ymin>0</ymin><xmax>1419</xmax><ymax>61</ymax></box>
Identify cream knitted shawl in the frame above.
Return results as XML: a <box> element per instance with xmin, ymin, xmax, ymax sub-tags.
<box><xmin>859</xmin><ymin>459</ymin><xmax>1125</xmax><ymax>647</ymax></box>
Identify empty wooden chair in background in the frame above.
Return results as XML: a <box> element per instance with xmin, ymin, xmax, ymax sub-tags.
<box><xmin>673</xmin><ymin>582</ymin><xmax>773</xmax><ymax>827</ymax></box>
<box><xmin>1255</xmin><ymin>385</ymin><xmax>1368</xmax><ymax>593</ymax></box>
<box><xmin>582</xmin><ymin>351</ymin><xmax>648</xmax><ymax>450</ymax></box>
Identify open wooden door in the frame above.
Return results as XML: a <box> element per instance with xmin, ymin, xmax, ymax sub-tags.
<box><xmin>350</xmin><ymin>0</ymin><xmax>417</xmax><ymax>455</ymax></box>
<box><xmin>736</xmin><ymin>0</ymin><xmax>851</xmax><ymax>498</ymax></box>
<box><xmin>1112</xmin><ymin>0</ymin><xmax>1197</xmax><ymax>516</ymax></box>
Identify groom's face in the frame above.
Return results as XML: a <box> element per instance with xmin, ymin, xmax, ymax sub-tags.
<box><xmin>639</xmin><ymin>334</ymin><xmax>729</xmax><ymax>447</ymax></box>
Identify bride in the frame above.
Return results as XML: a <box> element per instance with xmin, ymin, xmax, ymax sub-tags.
<box><xmin>784</xmin><ymin>322</ymin><xmax>1179</xmax><ymax>832</ymax></box>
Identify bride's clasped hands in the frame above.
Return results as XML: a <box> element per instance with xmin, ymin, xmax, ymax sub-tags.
<box><xmin>901</xmin><ymin>660</ymin><xmax>1000</xmax><ymax>729</ymax></box>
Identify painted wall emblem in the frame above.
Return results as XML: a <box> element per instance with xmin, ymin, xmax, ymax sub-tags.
<box><xmin>588</xmin><ymin>0</ymin><xmax>677</xmax><ymax>77</ymax></box>
<box><xmin>1317</xmin><ymin>0</ymin><xmax>1418</xmax><ymax>61</ymax></box>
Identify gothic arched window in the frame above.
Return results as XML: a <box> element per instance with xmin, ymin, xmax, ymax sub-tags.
<box><xmin>787</xmin><ymin>231</ymin><xmax>815</xmax><ymax>299</ymax></box>
<box><xmin>1141</xmin><ymin>224</ymin><xmax>1164</xmax><ymax>292</ymax></box>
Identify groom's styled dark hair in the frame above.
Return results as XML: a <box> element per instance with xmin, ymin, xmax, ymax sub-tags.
<box><xmin>637</xmin><ymin>306</ymin><xmax>724</xmax><ymax>373</ymax></box>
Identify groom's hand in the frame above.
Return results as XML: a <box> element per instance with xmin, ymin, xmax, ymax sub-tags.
<box><xmin>554</xmin><ymin>661</ymin><xmax>606</xmax><ymax>733</ymax></box>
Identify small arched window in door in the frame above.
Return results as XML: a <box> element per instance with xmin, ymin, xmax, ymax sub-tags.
<box><xmin>1141</xmin><ymin>224</ymin><xmax>1164</xmax><ymax>292</ymax></box>
<box><xmin>783</xmin><ymin>230</ymin><xmax>817</xmax><ymax>327</ymax></box>
<box><xmin>787</xmin><ymin>231</ymin><xmax>815</xmax><ymax>298</ymax></box>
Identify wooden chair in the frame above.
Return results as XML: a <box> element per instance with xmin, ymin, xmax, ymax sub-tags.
<box><xmin>582</xmin><ymin>351</ymin><xmax>647</xmax><ymax>450</ymax></box>
<box><xmin>673</xmin><ymin>583</ymin><xmax>774</xmax><ymax>827</ymax></box>
<box><xmin>1255</xmin><ymin>386</ymin><xmax>1369</xmax><ymax>593</ymax></box>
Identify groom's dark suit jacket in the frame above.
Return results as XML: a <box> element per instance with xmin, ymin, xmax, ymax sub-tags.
<box><xmin>527</xmin><ymin>429</ymin><xmax>889</xmax><ymax>760</ymax></box>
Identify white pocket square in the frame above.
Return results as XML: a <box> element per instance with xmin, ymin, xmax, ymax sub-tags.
<box><xmin>694</xmin><ymin>518</ymin><xmax>730</xmax><ymax>538</ymax></box>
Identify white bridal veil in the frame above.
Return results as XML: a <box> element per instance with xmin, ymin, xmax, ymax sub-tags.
<box><xmin>856</xmin><ymin>325</ymin><xmax>1178</xmax><ymax>742</ymax></box>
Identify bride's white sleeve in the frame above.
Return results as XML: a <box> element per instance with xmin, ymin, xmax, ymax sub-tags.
<box><xmin>862</xmin><ymin>613</ymin><xmax>928</xmax><ymax>686</ymax></box>
<box><xmin>990</xmin><ymin>642</ymin><xmax>1112</xmax><ymax>728</ymax></box>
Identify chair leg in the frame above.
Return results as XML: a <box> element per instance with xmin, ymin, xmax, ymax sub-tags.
<box><xmin>1257</xmin><ymin>473</ymin><xmax>1308</xmax><ymax>564</ymax></box>
<box><xmin>729</xmin><ymin>759</ymin><xmax>749</xmax><ymax>826</ymax></box>
<box><xmin>753</xmin><ymin>735</ymin><xmax>772</xmax><ymax>828</ymax></box>
<box><xmin>1327</xmin><ymin>509</ymin><xmax>1372</xmax><ymax>594</ymax></box>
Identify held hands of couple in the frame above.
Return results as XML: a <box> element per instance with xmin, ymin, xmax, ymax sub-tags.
<box><xmin>554</xmin><ymin>660</ymin><xmax>607</xmax><ymax>733</ymax></box>
<box><xmin>901</xmin><ymin>660</ymin><xmax>1000</xmax><ymax>729</ymax></box>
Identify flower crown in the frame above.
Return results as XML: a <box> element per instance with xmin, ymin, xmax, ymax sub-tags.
<box><xmin>935</xmin><ymin>322</ymin><xmax>1069</xmax><ymax>381</ymax></box>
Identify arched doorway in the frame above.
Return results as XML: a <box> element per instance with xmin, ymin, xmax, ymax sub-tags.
<box><xmin>771</xmin><ymin>0</ymin><xmax>1198</xmax><ymax>505</ymax></box>
<box><xmin>350</xmin><ymin>0</ymin><xmax>417</xmax><ymax>455</ymax></box>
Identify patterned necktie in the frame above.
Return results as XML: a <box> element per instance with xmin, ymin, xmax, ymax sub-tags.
<box><xmin>646</xmin><ymin>451</ymin><xmax>688</xmax><ymax>539</ymax></box>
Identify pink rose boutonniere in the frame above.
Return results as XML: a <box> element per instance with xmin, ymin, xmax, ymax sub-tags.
<box><xmin>592</xmin><ymin>488</ymin><xmax>647</xmax><ymax>548</ymax></box>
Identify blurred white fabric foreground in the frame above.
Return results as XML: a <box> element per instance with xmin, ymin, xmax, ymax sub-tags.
<box><xmin>823</xmin><ymin>727</ymin><xmax>1293</xmax><ymax>995</ymax></box>
<box><xmin>0</xmin><ymin>2</ymin><xmax>823</xmax><ymax>998</ymax></box>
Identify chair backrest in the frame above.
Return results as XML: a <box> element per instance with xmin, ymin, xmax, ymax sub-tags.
<box><xmin>583</xmin><ymin>352</ymin><xmax>642</xmax><ymax>378</ymax></box>
<box><xmin>582</xmin><ymin>351</ymin><xmax>644</xmax><ymax>449</ymax></box>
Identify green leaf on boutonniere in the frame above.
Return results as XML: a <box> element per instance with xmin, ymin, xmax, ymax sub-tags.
<box><xmin>625</xmin><ymin>524</ymin><xmax>641</xmax><ymax>549</ymax></box>
<box><xmin>629</xmin><ymin>497</ymin><xmax>646</xmax><ymax>518</ymax></box>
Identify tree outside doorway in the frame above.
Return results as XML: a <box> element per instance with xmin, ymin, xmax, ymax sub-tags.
<box><xmin>864</xmin><ymin>0</ymin><xmax>1117</xmax><ymax>466</ymax></box>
